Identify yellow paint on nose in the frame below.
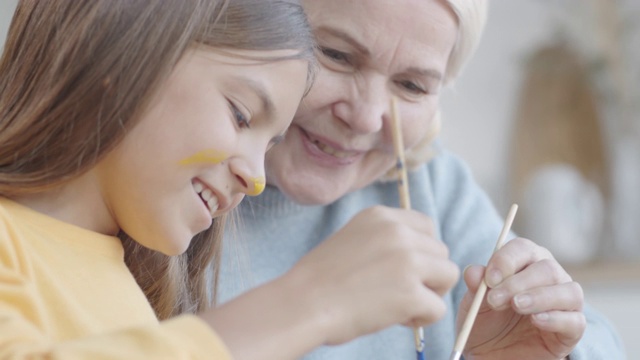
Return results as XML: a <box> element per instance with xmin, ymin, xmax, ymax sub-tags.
<box><xmin>248</xmin><ymin>177</ymin><xmax>266</xmax><ymax>196</ymax></box>
<box><xmin>179</xmin><ymin>150</ymin><xmax>227</xmax><ymax>166</ymax></box>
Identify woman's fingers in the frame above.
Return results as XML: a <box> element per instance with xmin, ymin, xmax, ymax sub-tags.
<box><xmin>484</xmin><ymin>237</ymin><xmax>554</xmax><ymax>287</ymax></box>
<box><xmin>510</xmin><ymin>281</ymin><xmax>584</xmax><ymax>314</ymax></box>
<box><xmin>462</xmin><ymin>264</ymin><xmax>485</xmax><ymax>293</ymax></box>
<box><xmin>459</xmin><ymin>237</ymin><xmax>587</xmax><ymax>359</ymax></box>
<box><xmin>531</xmin><ymin>309</ymin><xmax>587</xmax><ymax>342</ymax></box>
<box><xmin>487</xmin><ymin>258</ymin><xmax>575</xmax><ymax>310</ymax></box>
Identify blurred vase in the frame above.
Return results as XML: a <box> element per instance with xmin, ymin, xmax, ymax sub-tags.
<box><xmin>610</xmin><ymin>136</ymin><xmax>640</xmax><ymax>259</ymax></box>
<box><xmin>521</xmin><ymin>164</ymin><xmax>604</xmax><ymax>264</ymax></box>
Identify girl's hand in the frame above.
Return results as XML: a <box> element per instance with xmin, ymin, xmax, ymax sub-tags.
<box><xmin>458</xmin><ymin>237</ymin><xmax>586</xmax><ymax>360</ymax></box>
<box><xmin>205</xmin><ymin>206</ymin><xmax>459</xmax><ymax>360</ymax></box>
<box><xmin>291</xmin><ymin>205</ymin><xmax>460</xmax><ymax>345</ymax></box>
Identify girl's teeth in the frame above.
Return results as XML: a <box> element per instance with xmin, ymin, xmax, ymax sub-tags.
<box><xmin>201</xmin><ymin>188</ymin><xmax>213</xmax><ymax>201</ymax></box>
<box><xmin>194</xmin><ymin>181</ymin><xmax>220</xmax><ymax>216</ymax></box>
<box><xmin>206</xmin><ymin>197</ymin><xmax>219</xmax><ymax>214</ymax></box>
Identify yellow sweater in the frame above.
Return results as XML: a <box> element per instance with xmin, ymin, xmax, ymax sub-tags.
<box><xmin>0</xmin><ymin>197</ymin><xmax>232</xmax><ymax>359</ymax></box>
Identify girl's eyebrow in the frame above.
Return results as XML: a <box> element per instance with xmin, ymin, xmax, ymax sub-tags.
<box><xmin>230</xmin><ymin>75</ymin><xmax>274</xmax><ymax>118</ymax></box>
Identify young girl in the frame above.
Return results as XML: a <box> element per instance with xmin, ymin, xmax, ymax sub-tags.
<box><xmin>0</xmin><ymin>1</ymin><xmax>449</xmax><ymax>359</ymax></box>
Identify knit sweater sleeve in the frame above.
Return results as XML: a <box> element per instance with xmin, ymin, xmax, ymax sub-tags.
<box><xmin>426</xmin><ymin>148</ymin><xmax>626</xmax><ymax>359</ymax></box>
<box><xmin>569</xmin><ymin>303</ymin><xmax>627</xmax><ymax>359</ymax></box>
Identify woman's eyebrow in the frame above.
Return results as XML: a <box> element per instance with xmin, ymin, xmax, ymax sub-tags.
<box><xmin>405</xmin><ymin>67</ymin><xmax>443</xmax><ymax>82</ymax></box>
<box><xmin>316</xmin><ymin>27</ymin><xmax>442</xmax><ymax>81</ymax></box>
<box><xmin>315</xmin><ymin>26</ymin><xmax>370</xmax><ymax>56</ymax></box>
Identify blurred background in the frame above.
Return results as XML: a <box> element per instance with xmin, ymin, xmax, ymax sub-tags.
<box><xmin>439</xmin><ymin>1</ymin><xmax>640</xmax><ymax>356</ymax></box>
<box><xmin>1</xmin><ymin>0</ymin><xmax>638</xmax><ymax>356</ymax></box>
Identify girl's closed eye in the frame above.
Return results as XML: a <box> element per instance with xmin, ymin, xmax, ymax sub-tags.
<box><xmin>228</xmin><ymin>99</ymin><xmax>251</xmax><ymax>129</ymax></box>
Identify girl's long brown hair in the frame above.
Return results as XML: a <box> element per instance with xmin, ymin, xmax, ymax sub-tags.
<box><xmin>0</xmin><ymin>0</ymin><xmax>315</xmax><ymax>319</ymax></box>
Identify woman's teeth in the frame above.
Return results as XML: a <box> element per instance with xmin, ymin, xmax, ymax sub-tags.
<box><xmin>194</xmin><ymin>181</ymin><xmax>219</xmax><ymax>216</ymax></box>
<box><xmin>314</xmin><ymin>140</ymin><xmax>352</xmax><ymax>158</ymax></box>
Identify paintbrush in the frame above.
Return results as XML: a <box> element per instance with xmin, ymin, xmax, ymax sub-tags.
<box><xmin>449</xmin><ymin>203</ymin><xmax>519</xmax><ymax>360</ymax></box>
<box><xmin>390</xmin><ymin>96</ymin><xmax>425</xmax><ymax>360</ymax></box>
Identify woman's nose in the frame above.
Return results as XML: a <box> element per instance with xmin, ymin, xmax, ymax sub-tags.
<box><xmin>332</xmin><ymin>80</ymin><xmax>388</xmax><ymax>134</ymax></box>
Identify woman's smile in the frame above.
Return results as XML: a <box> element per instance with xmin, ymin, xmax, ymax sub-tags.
<box><xmin>297</xmin><ymin>126</ymin><xmax>365</xmax><ymax>166</ymax></box>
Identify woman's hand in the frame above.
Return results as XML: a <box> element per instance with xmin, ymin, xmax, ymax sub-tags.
<box><xmin>458</xmin><ymin>237</ymin><xmax>586</xmax><ymax>360</ymax></box>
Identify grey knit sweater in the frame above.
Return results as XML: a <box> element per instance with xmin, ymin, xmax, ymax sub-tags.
<box><xmin>218</xmin><ymin>147</ymin><xmax>625</xmax><ymax>359</ymax></box>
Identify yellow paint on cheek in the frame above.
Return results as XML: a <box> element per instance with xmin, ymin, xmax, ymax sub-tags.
<box><xmin>248</xmin><ymin>177</ymin><xmax>266</xmax><ymax>196</ymax></box>
<box><xmin>179</xmin><ymin>150</ymin><xmax>227</xmax><ymax>166</ymax></box>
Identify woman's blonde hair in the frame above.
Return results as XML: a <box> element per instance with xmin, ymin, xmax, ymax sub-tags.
<box><xmin>397</xmin><ymin>0</ymin><xmax>488</xmax><ymax>173</ymax></box>
<box><xmin>0</xmin><ymin>0</ymin><xmax>315</xmax><ymax>319</ymax></box>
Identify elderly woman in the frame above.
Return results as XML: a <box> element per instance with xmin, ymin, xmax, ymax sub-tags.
<box><xmin>218</xmin><ymin>0</ymin><xmax>625</xmax><ymax>359</ymax></box>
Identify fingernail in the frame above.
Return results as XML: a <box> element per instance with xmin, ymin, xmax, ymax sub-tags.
<box><xmin>486</xmin><ymin>269</ymin><xmax>502</xmax><ymax>287</ymax></box>
<box><xmin>488</xmin><ymin>290</ymin><xmax>506</xmax><ymax>308</ymax></box>
<box><xmin>534</xmin><ymin>312</ymin><xmax>549</xmax><ymax>322</ymax></box>
<box><xmin>462</xmin><ymin>264</ymin><xmax>472</xmax><ymax>276</ymax></box>
<box><xmin>514</xmin><ymin>294</ymin><xmax>532</xmax><ymax>310</ymax></box>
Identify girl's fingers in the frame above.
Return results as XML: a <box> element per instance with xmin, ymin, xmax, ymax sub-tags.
<box><xmin>405</xmin><ymin>285</ymin><xmax>448</xmax><ymax>327</ymax></box>
<box><xmin>417</xmin><ymin>256</ymin><xmax>460</xmax><ymax>296</ymax></box>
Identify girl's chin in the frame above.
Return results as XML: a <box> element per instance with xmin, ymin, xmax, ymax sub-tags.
<box><xmin>143</xmin><ymin>244</ymin><xmax>183</xmax><ymax>257</ymax></box>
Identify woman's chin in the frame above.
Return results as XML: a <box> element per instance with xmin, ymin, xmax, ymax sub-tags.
<box><xmin>279</xmin><ymin>179</ymin><xmax>344</xmax><ymax>206</ymax></box>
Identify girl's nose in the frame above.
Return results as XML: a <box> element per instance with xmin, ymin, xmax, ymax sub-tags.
<box><xmin>245</xmin><ymin>176</ymin><xmax>266</xmax><ymax>196</ymax></box>
<box><xmin>229</xmin><ymin>156</ymin><xmax>266</xmax><ymax>197</ymax></box>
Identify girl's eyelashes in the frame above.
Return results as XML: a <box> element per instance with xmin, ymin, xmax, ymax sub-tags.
<box><xmin>229</xmin><ymin>100</ymin><xmax>251</xmax><ymax>129</ymax></box>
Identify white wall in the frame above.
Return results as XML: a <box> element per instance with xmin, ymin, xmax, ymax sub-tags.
<box><xmin>440</xmin><ymin>0</ymin><xmax>564</xmax><ymax>211</ymax></box>
<box><xmin>439</xmin><ymin>1</ymin><xmax>639</xmax><ymax>356</ymax></box>
<box><xmin>585</xmin><ymin>283</ymin><xmax>639</xmax><ymax>359</ymax></box>
<box><xmin>0</xmin><ymin>0</ymin><xmax>17</xmax><ymax>47</ymax></box>
<box><xmin>440</xmin><ymin>1</ymin><xmax>640</xmax><ymax>257</ymax></box>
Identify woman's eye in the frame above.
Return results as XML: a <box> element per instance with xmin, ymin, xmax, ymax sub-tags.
<box><xmin>229</xmin><ymin>101</ymin><xmax>250</xmax><ymax>129</ymax></box>
<box><xmin>319</xmin><ymin>47</ymin><xmax>351</xmax><ymax>65</ymax></box>
<box><xmin>397</xmin><ymin>80</ymin><xmax>427</xmax><ymax>95</ymax></box>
